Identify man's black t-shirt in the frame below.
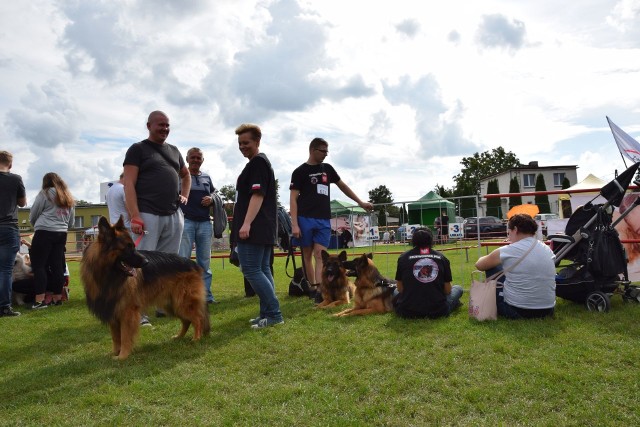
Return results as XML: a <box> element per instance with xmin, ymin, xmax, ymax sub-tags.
<box><xmin>394</xmin><ymin>247</ymin><xmax>453</xmax><ymax>318</ymax></box>
<box><xmin>289</xmin><ymin>163</ymin><xmax>340</xmax><ymax>219</ymax></box>
<box><xmin>123</xmin><ymin>139</ymin><xmax>185</xmax><ymax>216</ymax></box>
<box><xmin>232</xmin><ymin>153</ymin><xmax>277</xmax><ymax>245</ymax></box>
<box><xmin>0</xmin><ymin>172</ymin><xmax>25</xmax><ymax>228</ymax></box>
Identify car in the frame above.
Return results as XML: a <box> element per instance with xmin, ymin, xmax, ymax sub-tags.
<box><xmin>534</xmin><ymin>213</ymin><xmax>559</xmax><ymax>236</ymax></box>
<box><xmin>463</xmin><ymin>216</ymin><xmax>507</xmax><ymax>239</ymax></box>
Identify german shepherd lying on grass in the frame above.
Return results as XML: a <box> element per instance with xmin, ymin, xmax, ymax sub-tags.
<box><xmin>316</xmin><ymin>250</ymin><xmax>355</xmax><ymax>308</ymax></box>
<box><xmin>81</xmin><ymin>216</ymin><xmax>210</xmax><ymax>360</ymax></box>
<box><xmin>335</xmin><ymin>253</ymin><xmax>395</xmax><ymax>317</ymax></box>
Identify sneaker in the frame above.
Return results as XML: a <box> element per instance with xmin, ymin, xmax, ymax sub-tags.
<box><xmin>0</xmin><ymin>306</ymin><xmax>21</xmax><ymax>317</ymax></box>
<box><xmin>140</xmin><ymin>315</ymin><xmax>152</xmax><ymax>326</ymax></box>
<box><xmin>155</xmin><ymin>309</ymin><xmax>166</xmax><ymax>318</ymax></box>
<box><xmin>50</xmin><ymin>300</ymin><xmax>63</xmax><ymax>307</ymax></box>
<box><xmin>32</xmin><ymin>301</ymin><xmax>48</xmax><ymax>310</ymax></box>
<box><xmin>251</xmin><ymin>318</ymin><xmax>284</xmax><ymax>329</ymax></box>
<box><xmin>249</xmin><ymin>316</ymin><xmax>264</xmax><ymax>325</ymax></box>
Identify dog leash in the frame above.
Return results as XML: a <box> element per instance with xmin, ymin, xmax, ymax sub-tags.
<box><xmin>131</xmin><ymin>218</ymin><xmax>147</xmax><ymax>247</ymax></box>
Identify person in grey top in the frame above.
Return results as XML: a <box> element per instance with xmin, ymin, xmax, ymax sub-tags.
<box><xmin>29</xmin><ymin>172</ymin><xmax>75</xmax><ymax>309</ymax></box>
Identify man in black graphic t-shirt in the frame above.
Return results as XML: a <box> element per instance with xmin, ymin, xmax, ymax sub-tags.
<box><xmin>289</xmin><ymin>138</ymin><xmax>373</xmax><ymax>287</ymax></box>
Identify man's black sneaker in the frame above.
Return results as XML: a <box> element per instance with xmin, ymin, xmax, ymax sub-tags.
<box><xmin>31</xmin><ymin>301</ymin><xmax>48</xmax><ymax>310</ymax></box>
<box><xmin>0</xmin><ymin>306</ymin><xmax>21</xmax><ymax>317</ymax></box>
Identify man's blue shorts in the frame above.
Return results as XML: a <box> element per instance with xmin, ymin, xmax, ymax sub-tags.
<box><xmin>291</xmin><ymin>216</ymin><xmax>331</xmax><ymax>248</ymax></box>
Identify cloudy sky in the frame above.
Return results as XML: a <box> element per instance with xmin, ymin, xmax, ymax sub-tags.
<box><xmin>2</xmin><ymin>0</ymin><xmax>640</xmax><ymax>208</ymax></box>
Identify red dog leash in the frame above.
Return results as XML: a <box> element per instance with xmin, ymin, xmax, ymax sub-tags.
<box><xmin>131</xmin><ymin>218</ymin><xmax>146</xmax><ymax>247</ymax></box>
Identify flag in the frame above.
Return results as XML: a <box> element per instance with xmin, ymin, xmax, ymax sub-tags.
<box><xmin>607</xmin><ymin>116</ymin><xmax>640</xmax><ymax>163</ymax></box>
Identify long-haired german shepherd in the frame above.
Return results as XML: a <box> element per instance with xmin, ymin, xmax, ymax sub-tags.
<box><xmin>335</xmin><ymin>253</ymin><xmax>395</xmax><ymax>317</ymax></box>
<box><xmin>81</xmin><ymin>216</ymin><xmax>210</xmax><ymax>360</ymax></box>
<box><xmin>316</xmin><ymin>250</ymin><xmax>355</xmax><ymax>308</ymax></box>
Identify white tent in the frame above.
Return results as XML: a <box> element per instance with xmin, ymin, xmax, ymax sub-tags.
<box><xmin>566</xmin><ymin>173</ymin><xmax>607</xmax><ymax>211</ymax></box>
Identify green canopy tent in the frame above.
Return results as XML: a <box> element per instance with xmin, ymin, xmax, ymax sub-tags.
<box><xmin>407</xmin><ymin>191</ymin><xmax>455</xmax><ymax>228</ymax></box>
<box><xmin>330</xmin><ymin>199</ymin><xmax>367</xmax><ymax>216</ymax></box>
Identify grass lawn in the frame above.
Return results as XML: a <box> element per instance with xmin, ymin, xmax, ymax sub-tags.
<box><xmin>1</xmin><ymin>242</ymin><xmax>639</xmax><ymax>426</ymax></box>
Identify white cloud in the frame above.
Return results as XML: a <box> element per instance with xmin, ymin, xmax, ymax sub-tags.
<box><xmin>475</xmin><ymin>14</ymin><xmax>527</xmax><ymax>52</ymax></box>
<box><xmin>1</xmin><ymin>0</ymin><xmax>639</xmax><ymax>211</ymax></box>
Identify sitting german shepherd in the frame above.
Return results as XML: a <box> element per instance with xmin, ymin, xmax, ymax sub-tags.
<box><xmin>81</xmin><ymin>216</ymin><xmax>210</xmax><ymax>360</ymax></box>
<box><xmin>335</xmin><ymin>253</ymin><xmax>395</xmax><ymax>317</ymax></box>
<box><xmin>316</xmin><ymin>250</ymin><xmax>355</xmax><ymax>308</ymax></box>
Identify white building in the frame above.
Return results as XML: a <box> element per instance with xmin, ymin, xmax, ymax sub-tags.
<box><xmin>478</xmin><ymin>161</ymin><xmax>578</xmax><ymax>218</ymax></box>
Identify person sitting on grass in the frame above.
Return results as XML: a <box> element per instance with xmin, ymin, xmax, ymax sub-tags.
<box><xmin>475</xmin><ymin>213</ymin><xmax>556</xmax><ymax>319</ymax></box>
<box><xmin>393</xmin><ymin>227</ymin><xmax>463</xmax><ymax>319</ymax></box>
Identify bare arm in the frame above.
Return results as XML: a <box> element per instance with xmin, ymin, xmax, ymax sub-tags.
<box><xmin>178</xmin><ymin>166</ymin><xmax>191</xmax><ymax>204</ymax></box>
<box><xmin>475</xmin><ymin>248</ymin><xmax>502</xmax><ymax>271</ymax></box>
<box><xmin>123</xmin><ymin>165</ymin><xmax>142</xmax><ymax>233</ymax></box>
<box><xmin>335</xmin><ymin>180</ymin><xmax>373</xmax><ymax>211</ymax></box>
<box><xmin>444</xmin><ymin>281</ymin><xmax>452</xmax><ymax>295</ymax></box>
<box><xmin>18</xmin><ymin>196</ymin><xmax>26</xmax><ymax>207</ymax></box>
<box><xmin>396</xmin><ymin>279</ymin><xmax>403</xmax><ymax>294</ymax></box>
<box><xmin>239</xmin><ymin>193</ymin><xmax>264</xmax><ymax>240</ymax></box>
<box><xmin>290</xmin><ymin>189</ymin><xmax>301</xmax><ymax>238</ymax></box>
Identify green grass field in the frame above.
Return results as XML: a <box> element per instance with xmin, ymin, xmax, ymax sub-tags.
<box><xmin>1</xmin><ymin>242</ymin><xmax>639</xmax><ymax>426</ymax></box>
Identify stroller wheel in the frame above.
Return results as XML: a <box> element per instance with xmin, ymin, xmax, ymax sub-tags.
<box><xmin>585</xmin><ymin>291</ymin><xmax>610</xmax><ymax>312</ymax></box>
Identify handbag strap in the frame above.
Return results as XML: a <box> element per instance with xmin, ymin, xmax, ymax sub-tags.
<box><xmin>480</xmin><ymin>237</ymin><xmax>538</xmax><ymax>282</ymax></box>
<box><xmin>142</xmin><ymin>140</ymin><xmax>180</xmax><ymax>172</ymax></box>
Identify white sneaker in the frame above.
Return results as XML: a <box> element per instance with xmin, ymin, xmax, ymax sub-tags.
<box><xmin>251</xmin><ymin>318</ymin><xmax>284</xmax><ymax>329</ymax></box>
<box><xmin>140</xmin><ymin>315</ymin><xmax>152</xmax><ymax>327</ymax></box>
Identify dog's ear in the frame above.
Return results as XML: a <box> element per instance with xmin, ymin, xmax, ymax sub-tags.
<box><xmin>98</xmin><ymin>216</ymin><xmax>115</xmax><ymax>242</ymax></box>
<box><xmin>338</xmin><ymin>251</ymin><xmax>347</xmax><ymax>262</ymax></box>
<box><xmin>321</xmin><ymin>250</ymin><xmax>330</xmax><ymax>264</ymax></box>
<box><xmin>366</xmin><ymin>253</ymin><xmax>373</xmax><ymax>260</ymax></box>
<box><xmin>114</xmin><ymin>215</ymin><xmax>126</xmax><ymax>229</ymax></box>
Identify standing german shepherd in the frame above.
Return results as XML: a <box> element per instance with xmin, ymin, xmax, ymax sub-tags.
<box><xmin>335</xmin><ymin>253</ymin><xmax>395</xmax><ymax>317</ymax></box>
<box><xmin>316</xmin><ymin>250</ymin><xmax>355</xmax><ymax>308</ymax></box>
<box><xmin>81</xmin><ymin>216</ymin><xmax>210</xmax><ymax>360</ymax></box>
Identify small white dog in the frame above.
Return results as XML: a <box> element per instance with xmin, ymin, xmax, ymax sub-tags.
<box><xmin>12</xmin><ymin>253</ymin><xmax>33</xmax><ymax>306</ymax></box>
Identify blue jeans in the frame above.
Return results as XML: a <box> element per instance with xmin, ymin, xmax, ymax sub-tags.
<box><xmin>179</xmin><ymin>219</ymin><xmax>214</xmax><ymax>302</ymax></box>
<box><xmin>237</xmin><ymin>243</ymin><xmax>282</xmax><ymax>322</ymax></box>
<box><xmin>0</xmin><ymin>226</ymin><xmax>20</xmax><ymax>308</ymax></box>
<box><xmin>446</xmin><ymin>285</ymin><xmax>464</xmax><ymax>313</ymax></box>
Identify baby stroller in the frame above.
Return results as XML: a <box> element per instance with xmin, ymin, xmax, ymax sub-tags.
<box><xmin>549</xmin><ymin>162</ymin><xmax>640</xmax><ymax>312</ymax></box>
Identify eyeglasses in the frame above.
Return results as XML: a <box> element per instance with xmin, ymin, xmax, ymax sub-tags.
<box><xmin>315</xmin><ymin>149</ymin><xmax>329</xmax><ymax>154</ymax></box>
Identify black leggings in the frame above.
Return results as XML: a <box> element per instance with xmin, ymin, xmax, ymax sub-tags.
<box><xmin>30</xmin><ymin>230</ymin><xmax>67</xmax><ymax>295</ymax></box>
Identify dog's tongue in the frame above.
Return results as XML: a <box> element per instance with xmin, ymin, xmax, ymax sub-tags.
<box><xmin>327</xmin><ymin>274</ymin><xmax>335</xmax><ymax>282</ymax></box>
<box><xmin>120</xmin><ymin>261</ymin><xmax>137</xmax><ymax>277</ymax></box>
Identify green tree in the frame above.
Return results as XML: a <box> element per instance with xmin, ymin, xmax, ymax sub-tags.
<box><xmin>452</xmin><ymin>147</ymin><xmax>520</xmax><ymax>218</ymax></box>
<box><xmin>275</xmin><ymin>178</ymin><xmax>281</xmax><ymax>206</ymax></box>
<box><xmin>508</xmin><ymin>176</ymin><xmax>522</xmax><ymax>209</ymax></box>
<box><xmin>562</xmin><ymin>177</ymin><xmax>571</xmax><ymax>189</ymax></box>
<box><xmin>219</xmin><ymin>184</ymin><xmax>236</xmax><ymax>217</ymax></box>
<box><xmin>534</xmin><ymin>173</ymin><xmax>551</xmax><ymax>213</ymax></box>
<box><xmin>486</xmin><ymin>179</ymin><xmax>502</xmax><ymax>218</ymax></box>
<box><xmin>435</xmin><ymin>184</ymin><xmax>454</xmax><ymax>198</ymax></box>
<box><xmin>368</xmin><ymin>185</ymin><xmax>393</xmax><ymax>204</ymax></box>
<box><xmin>76</xmin><ymin>199</ymin><xmax>91</xmax><ymax>206</ymax></box>
<box><xmin>368</xmin><ymin>185</ymin><xmax>399</xmax><ymax>219</ymax></box>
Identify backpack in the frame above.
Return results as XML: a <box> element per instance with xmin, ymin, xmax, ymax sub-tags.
<box><xmin>277</xmin><ymin>206</ymin><xmax>293</xmax><ymax>250</ymax></box>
